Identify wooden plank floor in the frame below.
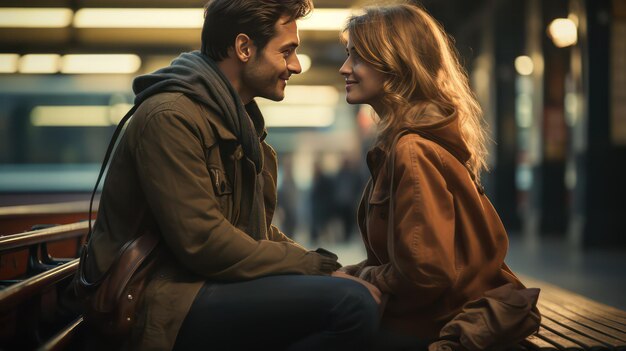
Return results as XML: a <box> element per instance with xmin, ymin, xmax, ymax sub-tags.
<box><xmin>517</xmin><ymin>276</ymin><xmax>626</xmax><ymax>351</ymax></box>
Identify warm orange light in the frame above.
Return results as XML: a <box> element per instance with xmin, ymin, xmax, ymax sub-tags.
<box><xmin>547</xmin><ymin>18</ymin><xmax>578</xmax><ymax>48</ymax></box>
<box><xmin>515</xmin><ymin>56</ymin><xmax>534</xmax><ymax>76</ymax></box>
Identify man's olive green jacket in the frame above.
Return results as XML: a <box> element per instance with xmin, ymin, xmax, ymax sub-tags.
<box><xmin>85</xmin><ymin>92</ymin><xmax>329</xmax><ymax>350</ymax></box>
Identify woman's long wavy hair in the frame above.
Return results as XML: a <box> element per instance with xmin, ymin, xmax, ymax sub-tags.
<box><xmin>344</xmin><ymin>3</ymin><xmax>489</xmax><ymax>177</ymax></box>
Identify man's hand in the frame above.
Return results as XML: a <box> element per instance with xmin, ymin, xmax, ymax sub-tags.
<box><xmin>331</xmin><ymin>270</ymin><xmax>384</xmax><ymax>306</ymax></box>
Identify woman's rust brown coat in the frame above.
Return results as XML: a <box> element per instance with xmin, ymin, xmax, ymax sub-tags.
<box><xmin>347</xmin><ymin>105</ymin><xmax>526</xmax><ymax>339</ymax></box>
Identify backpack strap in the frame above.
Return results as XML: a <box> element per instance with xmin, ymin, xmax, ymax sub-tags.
<box><xmin>83</xmin><ymin>104</ymin><xmax>138</xmax><ymax>287</ymax></box>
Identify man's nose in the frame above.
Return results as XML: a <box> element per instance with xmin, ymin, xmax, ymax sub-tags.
<box><xmin>288</xmin><ymin>54</ymin><xmax>302</xmax><ymax>74</ymax></box>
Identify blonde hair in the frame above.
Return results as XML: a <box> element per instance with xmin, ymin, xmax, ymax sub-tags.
<box><xmin>344</xmin><ymin>3</ymin><xmax>489</xmax><ymax>177</ymax></box>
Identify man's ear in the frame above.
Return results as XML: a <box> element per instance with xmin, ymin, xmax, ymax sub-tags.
<box><xmin>234</xmin><ymin>33</ymin><xmax>255</xmax><ymax>63</ymax></box>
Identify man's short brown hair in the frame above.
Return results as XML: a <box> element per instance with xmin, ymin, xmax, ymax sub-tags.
<box><xmin>201</xmin><ymin>0</ymin><xmax>313</xmax><ymax>61</ymax></box>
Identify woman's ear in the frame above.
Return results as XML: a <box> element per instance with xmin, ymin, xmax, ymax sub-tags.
<box><xmin>234</xmin><ymin>33</ymin><xmax>255</xmax><ymax>63</ymax></box>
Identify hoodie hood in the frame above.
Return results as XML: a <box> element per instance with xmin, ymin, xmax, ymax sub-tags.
<box><xmin>406</xmin><ymin>102</ymin><xmax>471</xmax><ymax>165</ymax></box>
<box><xmin>134</xmin><ymin>51</ymin><xmax>225</xmax><ymax>111</ymax></box>
<box><xmin>132</xmin><ymin>51</ymin><xmax>264</xmax><ymax>173</ymax></box>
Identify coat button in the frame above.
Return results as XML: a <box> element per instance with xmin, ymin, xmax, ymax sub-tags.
<box><xmin>220</xmin><ymin>182</ymin><xmax>226</xmax><ymax>193</ymax></box>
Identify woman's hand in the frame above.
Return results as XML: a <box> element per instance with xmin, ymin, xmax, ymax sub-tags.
<box><xmin>337</xmin><ymin>264</ymin><xmax>361</xmax><ymax>275</ymax></box>
<box><xmin>331</xmin><ymin>270</ymin><xmax>384</xmax><ymax>306</ymax></box>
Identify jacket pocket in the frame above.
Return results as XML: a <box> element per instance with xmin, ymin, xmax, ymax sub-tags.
<box><xmin>208</xmin><ymin>166</ymin><xmax>233</xmax><ymax>219</ymax></box>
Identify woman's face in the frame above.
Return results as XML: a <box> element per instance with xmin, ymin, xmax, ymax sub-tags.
<box><xmin>339</xmin><ymin>36</ymin><xmax>386</xmax><ymax>108</ymax></box>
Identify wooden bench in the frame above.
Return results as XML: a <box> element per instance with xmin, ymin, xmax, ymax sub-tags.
<box><xmin>0</xmin><ymin>201</ymin><xmax>96</xmax><ymax>236</ymax></box>
<box><xmin>0</xmin><ymin>222</ymin><xmax>89</xmax><ymax>351</ymax></box>
<box><xmin>2</xmin><ymin>221</ymin><xmax>624</xmax><ymax>350</ymax></box>
<box><xmin>518</xmin><ymin>276</ymin><xmax>626</xmax><ymax>350</ymax></box>
<box><xmin>0</xmin><ymin>201</ymin><xmax>96</xmax><ymax>283</ymax></box>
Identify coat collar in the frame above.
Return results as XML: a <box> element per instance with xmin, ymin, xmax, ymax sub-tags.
<box><xmin>366</xmin><ymin>102</ymin><xmax>472</xmax><ymax>179</ymax></box>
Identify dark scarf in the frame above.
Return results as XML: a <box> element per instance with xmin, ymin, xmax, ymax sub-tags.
<box><xmin>132</xmin><ymin>51</ymin><xmax>267</xmax><ymax>239</ymax></box>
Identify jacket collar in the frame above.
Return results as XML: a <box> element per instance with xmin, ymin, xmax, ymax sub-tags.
<box><xmin>205</xmin><ymin>99</ymin><xmax>268</xmax><ymax>143</ymax></box>
<box><xmin>366</xmin><ymin>146</ymin><xmax>386</xmax><ymax>182</ymax></box>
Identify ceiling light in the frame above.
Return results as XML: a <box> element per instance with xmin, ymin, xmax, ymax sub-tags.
<box><xmin>260</xmin><ymin>105</ymin><xmax>335</xmax><ymax>127</ymax></box>
<box><xmin>109</xmin><ymin>103</ymin><xmax>135</xmax><ymax>124</ymax></box>
<box><xmin>74</xmin><ymin>8</ymin><xmax>204</xmax><ymax>28</ymax></box>
<box><xmin>514</xmin><ymin>56</ymin><xmax>534</xmax><ymax>76</ymax></box>
<box><xmin>60</xmin><ymin>54</ymin><xmax>141</xmax><ymax>74</ymax></box>
<box><xmin>73</xmin><ymin>8</ymin><xmax>355</xmax><ymax>31</ymax></box>
<box><xmin>298</xmin><ymin>9</ymin><xmax>356</xmax><ymax>31</ymax></box>
<box><xmin>0</xmin><ymin>8</ymin><xmax>73</xmax><ymax>28</ymax></box>
<box><xmin>547</xmin><ymin>18</ymin><xmax>578</xmax><ymax>48</ymax></box>
<box><xmin>0</xmin><ymin>54</ymin><xmax>19</xmax><ymax>73</ymax></box>
<box><xmin>279</xmin><ymin>85</ymin><xmax>339</xmax><ymax>105</ymax></box>
<box><xmin>31</xmin><ymin>106</ymin><xmax>111</xmax><ymax>127</ymax></box>
<box><xmin>18</xmin><ymin>54</ymin><xmax>60</xmax><ymax>74</ymax></box>
<box><xmin>256</xmin><ymin>85</ymin><xmax>339</xmax><ymax>127</ymax></box>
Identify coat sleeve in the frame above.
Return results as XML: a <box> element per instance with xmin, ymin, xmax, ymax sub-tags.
<box><xmin>267</xmin><ymin>224</ymin><xmax>307</xmax><ymax>249</ymax></box>
<box><xmin>135</xmin><ymin>108</ymin><xmax>323</xmax><ymax>280</ymax></box>
<box><xmin>357</xmin><ymin>139</ymin><xmax>457</xmax><ymax>306</ymax></box>
<box><xmin>340</xmin><ymin>259</ymin><xmax>368</xmax><ymax>275</ymax></box>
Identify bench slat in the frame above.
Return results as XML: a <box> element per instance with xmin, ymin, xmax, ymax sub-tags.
<box><xmin>0</xmin><ymin>259</ymin><xmax>79</xmax><ymax>311</ymax></box>
<box><xmin>535</xmin><ymin>327</ymin><xmax>585</xmax><ymax>350</ymax></box>
<box><xmin>549</xmin><ymin>300</ymin><xmax>626</xmax><ymax>333</ymax></box>
<box><xmin>523</xmin><ymin>276</ymin><xmax>626</xmax><ymax>322</ymax></box>
<box><xmin>539</xmin><ymin>300</ymin><xmax>626</xmax><ymax>341</ymax></box>
<box><xmin>541</xmin><ymin>316</ymin><xmax>612</xmax><ymax>350</ymax></box>
<box><xmin>542</xmin><ymin>308</ymin><xmax>625</xmax><ymax>347</ymax></box>
<box><xmin>540</xmin><ymin>289</ymin><xmax>626</xmax><ymax>326</ymax></box>
<box><xmin>522</xmin><ymin>334</ymin><xmax>559</xmax><ymax>350</ymax></box>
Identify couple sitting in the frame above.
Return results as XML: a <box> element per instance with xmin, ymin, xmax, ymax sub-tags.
<box><xmin>77</xmin><ymin>1</ymin><xmax>540</xmax><ymax>350</ymax></box>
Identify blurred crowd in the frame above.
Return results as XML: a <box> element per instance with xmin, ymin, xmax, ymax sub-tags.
<box><xmin>275</xmin><ymin>155</ymin><xmax>367</xmax><ymax>244</ymax></box>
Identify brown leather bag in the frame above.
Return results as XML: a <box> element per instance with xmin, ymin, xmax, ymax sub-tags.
<box><xmin>75</xmin><ymin>230</ymin><xmax>160</xmax><ymax>337</ymax></box>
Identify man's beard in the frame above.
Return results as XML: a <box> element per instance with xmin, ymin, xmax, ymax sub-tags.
<box><xmin>243</xmin><ymin>58</ymin><xmax>284</xmax><ymax>102</ymax></box>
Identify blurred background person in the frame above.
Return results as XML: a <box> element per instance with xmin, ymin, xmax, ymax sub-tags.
<box><xmin>277</xmin><ymin>154</ymin><xmax>299</xmax><ymax>236</ymax></box>
<box><xmin>310</xmin><ymin>157</ymin><xmax>335</xmax><ymax>243</ymax></box>
<box><xmin>333</xmin><ymin>156</ymin><xmax>363</xmax><ymax>242</ymax></box>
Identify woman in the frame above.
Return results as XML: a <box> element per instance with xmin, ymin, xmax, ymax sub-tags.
<box><xmin>337</xmin><ymin>3</ymin><xmax>540</xmax><ymax>349</ymax></box>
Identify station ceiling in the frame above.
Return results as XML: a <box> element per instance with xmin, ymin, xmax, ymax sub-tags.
<box><xmin>0</xmin><ymin>0</ymin><xmax>487</xmax><ymax>87</ymax></box>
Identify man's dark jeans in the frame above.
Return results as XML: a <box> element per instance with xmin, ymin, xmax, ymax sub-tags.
<box><xmin>173</xmin><ymin>275</ymin><xmax>380</xmax><ymax>351</ymax></box>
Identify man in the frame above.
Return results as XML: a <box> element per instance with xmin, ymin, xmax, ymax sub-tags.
<box><xmin>81</xmin><ymin>0</ymin><xmax>380</xmax><ymax>350</ymax></box>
